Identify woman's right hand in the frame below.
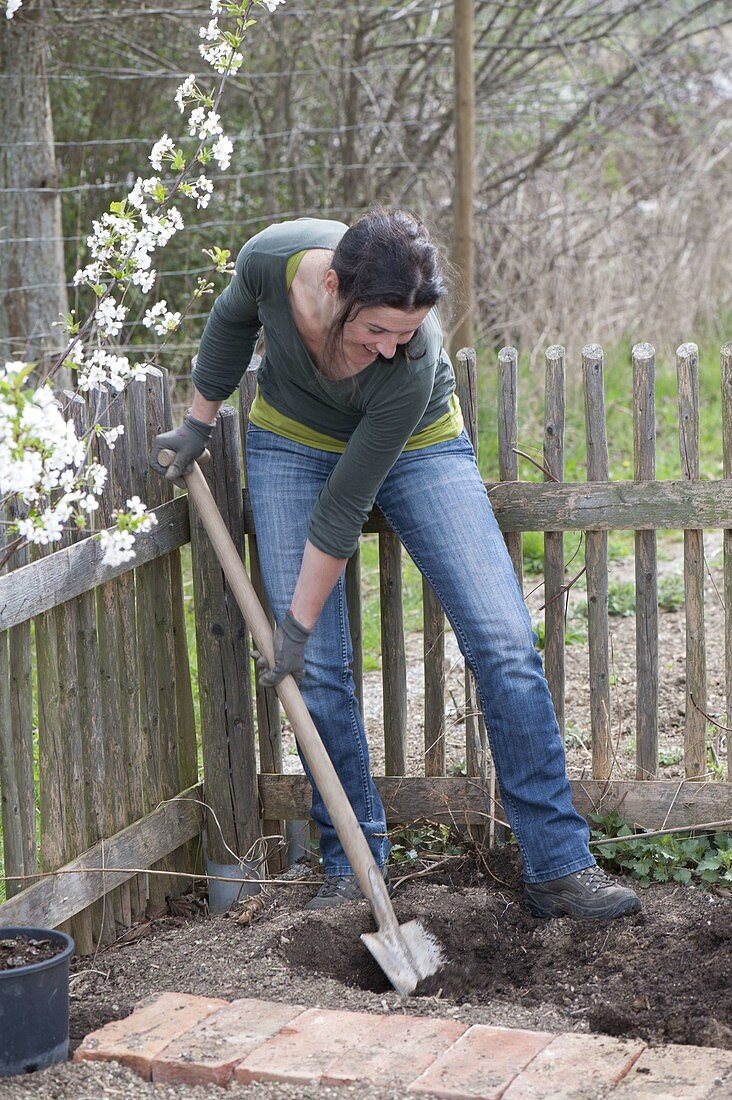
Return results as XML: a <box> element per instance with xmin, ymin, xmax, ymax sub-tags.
<box><xmin>256</xmin><ymin>611</ymin><xmax>312</xmax><ymax>687</ymax></box>
<box><xmin>149</xmin><ymin>412</ymin><xmax>215</xmax><ymax>482</ymax></box>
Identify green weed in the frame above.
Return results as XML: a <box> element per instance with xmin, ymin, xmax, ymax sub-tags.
<box><xmin>658</xmin><ymin>747</ymin><xmax>683</xmax><ymax>767</ymax></box>
<box><xmin>658</xmin><ymin>575</ymin><xmax>684</xmax><ymax>612</ymax></box>
<box><xmin>590</xmin><ymin>809</ymin><xmax>732</xmax><ymax>889</ymax></box>
<box><xmin>607</xmin><ymin>579</ymin><xmax>635</xmax><ymax>617</ymax></box>
<box><xmin>533</xmin><ymin>618</ymin><xmax>586</xmax><ymax>650</ymax></box>
<box><xmin>388</xmin><ymin>822</ymin><xmax>465</xmax><ymax>865</ymax></box>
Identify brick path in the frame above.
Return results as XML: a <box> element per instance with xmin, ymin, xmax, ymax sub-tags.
<box><xmin>74</xmin><ymin>992</ymin><xmax>732</xmax><ymax>1098</ymax></box>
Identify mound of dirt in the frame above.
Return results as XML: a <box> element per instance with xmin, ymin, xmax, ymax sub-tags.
<box><xmin>277</xmin><ymin>850</ymin><xmax>732</xmax><ymax>1049</ymax></box>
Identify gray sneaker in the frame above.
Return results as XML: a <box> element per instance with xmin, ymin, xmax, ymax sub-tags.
<box><xmin>304</xmin><ymin>869</ymin><xmax>392</xmax><ymax>911</ymax></box>
<box><xmin>524</xmin><ymin>865</ymin><xmax>642</xmax><ymax>919</ymax></box>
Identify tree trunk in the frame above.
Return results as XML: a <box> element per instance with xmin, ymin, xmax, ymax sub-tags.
<box><xmin>0</xmin><ymin>0</ymin><xmax>69</xmax><ymax>373</ymax></box>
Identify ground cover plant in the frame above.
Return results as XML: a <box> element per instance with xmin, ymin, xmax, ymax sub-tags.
<box><xmin>591</xmin><ymin>812</ymin><xmax>732</xmax><ymax>890</ymax></box>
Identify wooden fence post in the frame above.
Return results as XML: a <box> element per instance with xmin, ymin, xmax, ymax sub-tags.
<box><xmin>582</xmin><ymin>344</ymin><xmax>612</xmax><ymax>779</ymax></box>
<box><xmin>191</xmin><ymin>404</ymin><xmax>260</xmax><ymax>871</ymax></box>
<box><xmin>543</xmin><ymin>345</ymin><xmax>565</xmax><ymax>737</ymax></box>
<box><xmin>632</xmin><ymin>342</ymin><xmax>658</xmax><ymax>780</ymax></box>
<box><xmin>677</xmin><ymin>342</ymin><xmax>707</xmax><ymax>779</ymax></box>
<box><xmin>722</xmin><ymin>342</ymin><xmax>732</xmax><ymax>781</ymax></box>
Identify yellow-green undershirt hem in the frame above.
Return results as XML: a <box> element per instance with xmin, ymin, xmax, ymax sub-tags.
<box><xmin>249</xmin><ymin>387</ymin><xmax>463</xmax><ymax>453</ymax></box>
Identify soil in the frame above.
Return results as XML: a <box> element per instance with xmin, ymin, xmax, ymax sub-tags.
<box><xmin>2</xmin><ymin>850</ymin><xmax>732</xmax><ymax>1099</ymax></box>
<box><xmin>0</xmin><ymin>935</ymin><xmax>61</xmax><ymax>972</ymax></box>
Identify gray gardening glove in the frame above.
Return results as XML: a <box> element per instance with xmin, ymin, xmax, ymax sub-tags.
<box><xmin>255</xmin><ymin>611</ymin><xmax>312</xmax><ymax>687</ymax></box>
<box><xmin>149</xmin><ymin>412</ymin><xmax>214</xmax><ymax>482</ymax></box>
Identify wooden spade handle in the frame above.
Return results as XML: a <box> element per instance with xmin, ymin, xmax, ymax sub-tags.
<box><xmin>159</xmin><ymin>450</ymin><xmax>397</xmax><ymax>929</ymax></box>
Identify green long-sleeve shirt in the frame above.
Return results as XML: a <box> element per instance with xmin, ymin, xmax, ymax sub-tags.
<box><xmin>192</xmin><ymin>218</ymin><xmax>458</xmax><ymax>558</ymax></box>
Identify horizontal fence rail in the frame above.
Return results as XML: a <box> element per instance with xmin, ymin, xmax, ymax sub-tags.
<box><xmin>4</xmin><ymin>480</ymin><xmax>732</xmax><ymax>633</ymax></box>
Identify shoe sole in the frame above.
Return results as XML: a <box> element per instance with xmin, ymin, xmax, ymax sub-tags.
<box><xmin>524</xmin><ymin>893</ymin><xmax>642</xmax><ymax>920</ymax></box>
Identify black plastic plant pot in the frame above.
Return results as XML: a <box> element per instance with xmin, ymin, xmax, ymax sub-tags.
<box><xmin>0</xmin><ymin>927</ymin><xmax>75</xmax><ymax>1077</ymax></box>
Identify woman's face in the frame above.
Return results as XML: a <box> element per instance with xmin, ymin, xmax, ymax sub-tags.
<box><xmin>341</xmin><ymin>304</ymin><xmax>431</xmax><ymax>367</ymax></box>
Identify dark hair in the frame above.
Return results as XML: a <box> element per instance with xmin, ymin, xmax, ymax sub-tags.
<box><xmin>322</xmin><ymin>207</ymin><xmax>447</xmax><ymax>370</ymax></box>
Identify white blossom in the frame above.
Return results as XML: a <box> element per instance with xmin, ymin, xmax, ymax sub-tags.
<box><xmin>143</xmin><ymin>300</ymin><xmax>182</xmax><ymax>336</ymax></box>
<box><xmin>86</xmin><ymin>463</ymin><xmax>108</xmax><ymax>494</ymax></box>
<box><xmin>149</xmin><ymin>134</ymin><xmax>176</xmax><ymax>171</ymax></box>
<box><xmin>75</xmin><ymin>350</ymin><xmax>146</xmax><ymax>393</ymax></box>
<box><xmin>6</xmin><ymin>0</ymin><xmax>23</xmax><ymax>18</ymax></box>
<box><xmin>200</xmin><ymin>16</ymin><xmax>219</xmax><ymax>41</ymax></box>
<box><xmin>262</xmin><ymin>0</ymin><xmax>286</xmax><ymax>10</ymax></box>
<box><xmin>212</xmin><ymin>134</ymin><xmax>233</xmax><ymax>171</ymax></box>
<box><xmin>199</xmin><ymin>41</ymin><xmax>243</xmax><ymax>74</ymax></box>
<box><xmin>98</xmin><ymin>424</ymin><xmax>125</xmax><ymax>450</ymax></box>
<box><xmin>17</xmin><ymin>509</ymin><xmax>65</xmax><ymax>546</ymax></box>
<box><xmin>132</xmin><ymin>267</ymin><xmax>156</xmax><ymax>293</ymax></box>
<box><xmin>99</xmin><ymin>498</ymin><xmax>157</xmax><ymax>566</ymax></box>
<box><xmin>185</xmin><ymin>175</ymin><xmax>214</xmax><ymax>209</ymax></box>
<box><xmin>175</xmin><ymin>74</ymin><xmax>198</xmax><ymax>112</ymax></box>
<box><xmin>95</xmin><ymin>297</ymin><xmax>127</xmax><ymax>338</ymax></box>
<box><xmin>98</xmin><ymin>527</ymin><xmax>136</xmax><ymax>566</ymax></box>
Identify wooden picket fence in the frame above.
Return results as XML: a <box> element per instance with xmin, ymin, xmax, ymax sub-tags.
<box><xmin>1</xmin><ymin>340</ymin><xmax>732</xmax><ymax>950</ymax></box>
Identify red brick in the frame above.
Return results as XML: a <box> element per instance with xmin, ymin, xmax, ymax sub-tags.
<box><xmin>73</xmin><ymin>992</ymin><xmax>227</xmax><ymax>1080</ymax></box>
<box><xmin>151</xmin><ymin>998</ymin><xmax>306</xmax><ymax>1086</ymax></box>
<box><xmin>408</xmin><ymin>1024</ymin><xmax>554</xmax><ymax>1100</ymax></box>
<box><xmin>233</xmin><ymin>1007</ymin><xmax>385</xmax><ymax>1086</ymax></box>
<box><xmin>501</xmin><ymin>1032</ymin><xmax>645</xmax><ymax>1099</ymax></box>
<box><xmin>612</xmin><ymin>1043</ymin><xmax>732</xmax><ymax>1099</ymax></box>
<box><xmin>323</xmin><ymin>1014</ymin><xmax>467</xmax><ymax>1088</ymax></box>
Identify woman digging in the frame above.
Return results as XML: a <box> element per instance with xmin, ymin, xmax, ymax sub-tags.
<box><xmin>151</xmin><ymin>208</ymin><xmax>641</xmax><ymax>920</ymax></box>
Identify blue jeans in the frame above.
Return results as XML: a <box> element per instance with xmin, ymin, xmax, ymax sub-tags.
<box><xmin>246</xmin><ymin>426</ymin><xmax>594</xmax><ymax>883</ymax></box>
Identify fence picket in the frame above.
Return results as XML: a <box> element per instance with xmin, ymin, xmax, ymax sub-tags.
<box><xmin>239</xmin><ymin>364</ymin><xmax>285</xmax><ymax>870</ymax></box>
<box><xmin>67</xmin><ymin>395</ymin><xmax>114</xmax><ymax>940</ymax></box>
<box><xmin>455</xmin><ymin>349</ymin><xmax>488</xmax><ymax>838</ymax></box>
<box><xmin>543</xmin><ymin>345</ymin><xmax>566</xmax><ymax>737</ymax></box>
<box><xmin>423</xmin><ymin>578</ymin><xmax>445</xmax><ymax>777</ymax></box>
<box><xmin>722</xmin><ymin>343</ymin><xmax>732</xmax><ymax>781</ymax></box>
<box><xmin>380</xmin><ymin>531</ymin><xmax>407</xmax><ymax>775</ymax></box>
<box><xmin>0</xmin><ymin>503</ymin><xmax>35</xmax><ymax>901</ymax></box>
<box><xmin>497</xmin><ymin>346</ymin><xmax>522</xmax><ymax>584</ymax></box>
<box><xmin>89</xmin><ymin>384</ymin><xmax>138</xmax><ymax>929</ymax></box>
<box><xmin>677</xmin><ymin>343</ymin><xmax>707</xmax><ymax>779</ymax></box>
<box><xmin>632</xmin><ymin>343</ymin><xmax>659</xmax><ymax>780</ymax></box>
<box><xmin>582</xmin><ymin>344</ymin><xmax>612</xmax><ymax>779</ymax></box>
<box><xmin>345</xmin><ymin>550</ymin><xmax>364</xmax><ymax>710</ymax></box>
<box><xmin>191</xmin><ymin>406</ymin><xmax>260</xmax><ymax>868</ymax></box>
<box><xmin>136</xmin><ymin>370</ymin><xmax>196</xmax><ymax>902</ymax></box>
